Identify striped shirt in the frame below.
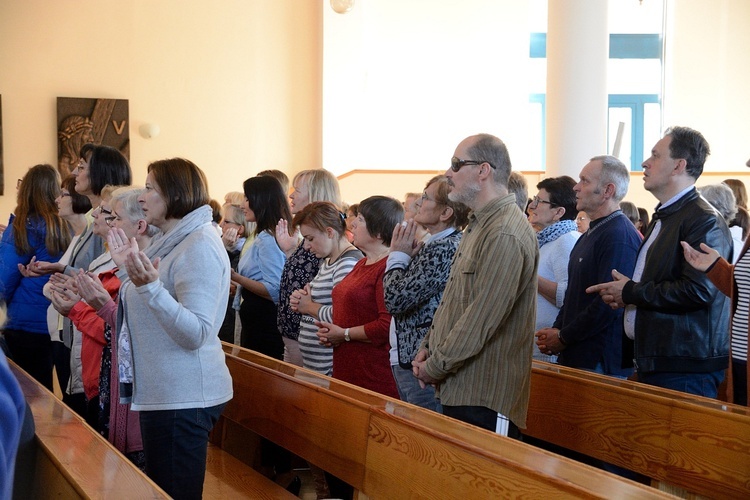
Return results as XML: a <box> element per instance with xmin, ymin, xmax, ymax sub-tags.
<box><xmin>422</xmin><ymin>194</ymin><xmax>539</xmax><ymax>428</ymax></box>
<box><xmin>299</xmin><ymin>249</ymin><xmax>363</xmax><ymax>375</ymax></box>
<box><xmin>732</xmin><ymin>250</ymin><xmax>750</xmax><ymax>361</ymax></box>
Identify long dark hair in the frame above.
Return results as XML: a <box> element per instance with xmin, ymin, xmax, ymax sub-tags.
<box><xmin>13</xmin><ymin>164</ymin><xmax>71</xmax><ymax>255</ymax></box>
<box><xmin>80</xmin><ymin>144</ymin><xmax>132</xmax><ymax>196</ymax></box>
<box><xmin>242</xmin><ymin>176</ymin><xmax>292</xmax><ymax>236</ymax></box>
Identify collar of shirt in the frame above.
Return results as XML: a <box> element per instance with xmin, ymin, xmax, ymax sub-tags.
<box><xmin>469</xmin><ymin>194</ymin><xmax>516</xmax><ymax>229</ymax></box>
<box><xmin>655</xmin><ymin>185</ymin><xmax>695</xmax><ymax>212</ymax></box>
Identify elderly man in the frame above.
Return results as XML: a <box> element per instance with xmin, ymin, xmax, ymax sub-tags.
<box><xmin>535</xmin><ymin>156</ymin><xmax>641</xmax><ymax>377</ymax></box>
<box><xmin>413</xmin><ymin>133</ymin><xmax>538</xmax><ymax>438</ymax></box>
<box><xmin>588</xmin><ymin>127</ymin><xmax>732</xmax><ymax>397</ymax></box>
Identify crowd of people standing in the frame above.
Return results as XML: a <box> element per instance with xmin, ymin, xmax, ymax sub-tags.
<box><xmin>1</xmin><ymin>128</ymin><xmax>749</xmax><ymax>498</ymax></box>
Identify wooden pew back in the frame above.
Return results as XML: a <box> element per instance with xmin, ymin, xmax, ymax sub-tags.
<box><xmin>9</xmin><ymin>361</ymin><xmax>168</xmax><ymax>499</ymax></box>
<box><xmin>217</xmin><ymin>344</ymin><xmax>670</xmax><ymax>499</ymax></box>
<box><xmin>525</xmin><ymin>361</ymin><xmax>750</xmax><ymax>499</ymax></box>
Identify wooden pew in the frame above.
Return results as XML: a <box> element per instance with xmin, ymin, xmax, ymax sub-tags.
<box><xmin>10</xmin><ymin>360</ymin><xmax>294</xmax><ymax>500</ymax></box>
<box><xmin>215</xmin><ymin>344</ymin><xmax>670</xmax><ymax>499</ymax></box>
<box><xmin>525</xmin><ymin>361</ymin><xmax>750</xmax><ymax>499</ymax></box>
<box><xmin>9</xmin><ymin>360</ymin><xmax>168</xmax><ymax>499</ymax></box>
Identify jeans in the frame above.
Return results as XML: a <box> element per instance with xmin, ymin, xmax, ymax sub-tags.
<box><xmin>391</xmin><ymin>365</ymin><xmax>442</xmax><ymax>412</ymax></box>
<box><xmin>139</xmin><ymin>403</ymin><xmax>226</xmax><ymax>500</ymax></box>
<box><xmin>638</xmin><ymin>369</ymin><xmax>724</xmax><ymax>398</ymax></box>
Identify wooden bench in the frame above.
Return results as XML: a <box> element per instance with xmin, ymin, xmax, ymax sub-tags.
<box><xmin>525</xmin><ymin>361</ymin><xmax>750</xmax><ymax>499</ymax></box>
<box><xmin>10</xmin><ymin>359</ymin><xmax>293</xmax><ymax>500</ymax></box>
<box><xmin>215</xmin><ymin>343</ymin><xmax>670</xmax><ymax>499</ymax></box>
<box><xmin>9</xmin><ymin>360</ymin><xmax>168</xmax><ymax>499</ymax></box>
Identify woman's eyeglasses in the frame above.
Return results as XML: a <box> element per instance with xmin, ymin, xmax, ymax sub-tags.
<box><xmin>529</xmin><ymin>196</ymin><xmax>557</xmax><ymax>209</ymax></box>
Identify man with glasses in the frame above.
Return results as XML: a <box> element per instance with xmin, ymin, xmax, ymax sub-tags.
<box><xmin>412</xmin><ymin>133</ymin><xmax>538</xmax><ymax>438</ymax></box>
<box><xmin>535</xmin><ymin>156</ymin><xmax>641</xmax><ymax>378</ymax></box>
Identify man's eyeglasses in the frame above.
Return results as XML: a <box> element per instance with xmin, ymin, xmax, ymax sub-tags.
<box><xmin>529</xmin><ymin>196</ymin><xmax>557</xmax><ymax>209</ymax></box>
<box><xmin>450</xmin><ymin>156</ymin><xmax>496</xmax><ymax>172</ymax></box>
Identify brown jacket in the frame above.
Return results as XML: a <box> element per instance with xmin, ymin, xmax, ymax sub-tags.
<box><xmin>706</xmin><ymin>236</ymin><xmax>750</xmax><ymax>406</ymax></box>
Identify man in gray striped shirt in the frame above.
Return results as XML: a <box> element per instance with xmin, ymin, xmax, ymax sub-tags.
<box><xmin>413</xmin><ymin>133</ymin><xmax>539</xmax><ymax>438</ymax></box>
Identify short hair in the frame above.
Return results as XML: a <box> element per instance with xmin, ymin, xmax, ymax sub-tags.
<box><xmin>619</xmin><ymin>201</ymin><xmax>640</xmax><ymax>225</ymax></box>
<box><xmin>348</xmin><ymin>203</ymin><xmax>359</xmax><ymax>216</ymax></box>
<box><xmin>699</xmin><ymin>183</ymin><xmax>737</xmax><ymax>223</ymax></box>
<box><xmin>243</xmin><ymin>175</ymin><xmax>292</xmax><ymax>236</ymax></box>
<box><xmin>357</xmin><ymin>196</ymin><xmax>404</xmax><ymax>246</ymax></box>
<box><xmin>465</xmin><ymin>133</ymin><xmax>512</xmax><ymax>187</ymax></box>
<box><xmin>425</xmin><ymin>175</ymin><xmax>470</xmax><ymax>229</ymax></box>
<box><xmin>61</xmin><ymin>175</ymin><xmax>92</xmax><ymax>214</ymax></box>
<box><xmin>147</xmin><ymin>158</ymin><xmax>210</xmax><ymax>219</ymax></box>
<box><xmin>292</xmin><ymin>169</ymin><xmax>342</xmax><ymax>207</ymax></box>
<box><xmin>257</xmin><ymin>169</ymin><xmax>290</xmax><ymax>194</ymax></box>
<box><xmin>637</xmin><ymin>207</ymin><xmax>650</xmax><ymax>230</ymax></box>
<box><xmin>80</xmin><ymin>144</ymin><xmax>132</xmax><ymax>196</ymax></box>
<box><xmin>664</xmin><ymin>126</ymin><xmax>710</xmax><ymax>179</ymax></box>
<box><xmin>723</xmin><ymin>179</ymin><xmax>747</xmax><ymax>210</ymax></box>
<box><xmin>507</xmin><ymin>172</ymin><xmax>528</xmax><ymax>212</ymax></box>
<box><xmin>110</xmin><ymin>186</ymin><xmax>160</xmax><ymax>237</ymax></box>
<box><xmin>590</xmin><ymin>155</ymin><xmax>630</xmax><ymax>202</ymax></box>
<box><xmin>292</xmin><ymin>201</ymin><xmax>347</xmax><ymax>237</ymax></box>
<box><xmin>537</xmin><ymin>176</ymin><xmax>577</xmax><ymax>221</ymax></box>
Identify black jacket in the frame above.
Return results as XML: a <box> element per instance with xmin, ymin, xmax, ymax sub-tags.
<box><xmin>622</xmin><ymin>188</ymin><xmax>732</xmax><ymax>374</ymax></box>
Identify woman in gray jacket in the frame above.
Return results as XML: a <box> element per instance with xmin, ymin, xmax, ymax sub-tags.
<box><xmin>108</xmin><ymin>158</ymin><xmax>232</xmax><ymax>499</ymax></box>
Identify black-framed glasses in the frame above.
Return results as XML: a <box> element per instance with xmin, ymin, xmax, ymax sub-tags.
<box><xmin>450</xmin><ymin>156</ymin><xmax>495</xmax><ymax>172</ymax></box>
<box><xmin>529</xmin><ymin>196</ymin><xmax>557</xmax><ymax>209</ymax></box>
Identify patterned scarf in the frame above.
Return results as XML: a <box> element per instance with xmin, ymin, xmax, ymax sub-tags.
<box><xmin>537</xmin><ymin>219</ymin><xmax>578</xmax><ymax>248</ymax></box>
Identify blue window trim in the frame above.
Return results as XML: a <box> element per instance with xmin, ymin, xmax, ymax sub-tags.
<box><xmin>530</xmin><ymin>93</ymin><xmax>660</xmax><ymax>172</ymax></box>
<box><xmin>608</xmin><ymin>94</ymin><xmax>660</xmax><ymax>171</ymax></box>
<box><xmin>530</xmin><ymin>33</ymin><xmax>661</xmax><ymax>59</ymax></box>
<box><xmin>529</xmin><ymin>93</ymin><xmax>546</xmax><ymax>169</ymax></box>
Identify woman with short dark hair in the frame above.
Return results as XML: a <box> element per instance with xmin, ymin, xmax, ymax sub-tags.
<box><xmin>527</xmin><ymin>176</ymin><xmax>580</xmax><ymax>362</ymax></box>
<box><xmin>316</xmin><ymin>195</ymin><xmax>403</xmax><ymax>399</ymax></box>
<box><xmin>109</xmin><ymin>158</ymin><xmax>233</xmax><ymax>498</ymax></box>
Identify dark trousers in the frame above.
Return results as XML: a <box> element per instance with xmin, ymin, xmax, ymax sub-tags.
<box><xmin>442</xmin><ymin>405</ymin><xmax>522</xmax><ymax>440</ymax></box>
<box><xmin>139</xmin><ymin>403</ymin><xmax>226</xmax><ymax>500</ymax></box>
<box><xmin>732</xmin><ymin>358</ymin><xmax>748</xmax><ymax>406</ymax></box>
<box><xmin>51</xmin><ymin>339</ymin><xmax>71</xmax><ymax>395</ymax></box>
<box><xmin>3</xmin><ymin>329</ymin><xmax>53</xmax><ymax>391</ymax></box>
<box><xmin>239</xmin><ymin>290</ymin><xmax>283</xmax><ymax>360</ymax></box>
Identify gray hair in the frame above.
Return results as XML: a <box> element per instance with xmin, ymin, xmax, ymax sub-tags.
<box><xmin>590</xmin><ymin>155</ymin><xmax>629</xmax><ymax>202</ymax></box>
<box><xmin>110</xmin><ymin>186</ymin><xmax>160</xmax><ymax>237</ymax></box>
<box><xmin>507</xmin><ymin>171</ymin><xmax>528</xmax><ymax>211</ymax></box>
<box><xmin>699</xmin><ymin>183</ymin><xmax>737</xmax><ymax>223</ymax></box>
<box><xmin>466</xmin><ymin>133</ymin><xmax>513</xmax><ymax>187</ymax></box>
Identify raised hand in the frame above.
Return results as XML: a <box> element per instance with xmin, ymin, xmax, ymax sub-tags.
<box><xmin>275</xmin><ymin>218</ymin><xmax>300</xmax><ymax>256</ymax></box>
<box><xmin>390</xmin><ymin>219</ymin><xmax>423</xmax><ymax>257</ymax></box>
<box><xmin>681</xmin><ymin>241</ymin><xmax>721</xmax><ymax>272</ymax></box>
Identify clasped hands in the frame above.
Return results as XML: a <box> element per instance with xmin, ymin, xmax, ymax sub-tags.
<box><xmin>390</xmin><ymin>219</ymin><xmax>424</xmax><ymax>257</ymax></box>
<box><xmin>108</xmin><ymin>228</ymin><xmax>159</xmax><ymax>287</ymax></box>
<box><xmin>289</xmin><ymin>284</ymin><xmax>313</xmax><ymax>315</ymax></box>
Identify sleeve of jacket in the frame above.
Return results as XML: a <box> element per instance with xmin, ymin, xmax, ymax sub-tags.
<box><xmin>556</xmin><ymin>231</ymin><xmax>639</xmax><ymax>344</ymax></box>
<box><xmin>424</xmin><ymin>231</ymin><xmax>532</xmax><ymax>381</ymax></box>
<box><xmin>383</xmin><ymin>239</ymin><xmax>455</xmax><ymax>315</ymax></box>
<box><xmin>623</xmin><ymin>216</ymin><xmax>732</xmax><ymax>312</ymax></box>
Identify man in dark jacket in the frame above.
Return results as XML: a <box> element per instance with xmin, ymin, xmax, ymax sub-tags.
<box><xmin>588</xmin><ymin>126</ymin><xmax>732</xmax><ymax>397</ymax></box>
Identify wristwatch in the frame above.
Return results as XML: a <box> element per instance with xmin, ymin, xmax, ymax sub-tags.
<box><xmin>344</xmin><ymin>328</ymin><xmax>351</xmax><ymax>342</ymax></box>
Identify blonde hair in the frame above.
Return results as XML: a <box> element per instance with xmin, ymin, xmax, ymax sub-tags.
<box><xmin>292</xmin><ymin>169</ymin><xmax>342</xmax><ymax>208</ymax></box>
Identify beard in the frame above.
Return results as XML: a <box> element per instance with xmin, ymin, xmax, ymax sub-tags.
<box><xmin>448</xmin><ymin>180</ymin><xmax>480</xmax><ymax>206</ymax></box>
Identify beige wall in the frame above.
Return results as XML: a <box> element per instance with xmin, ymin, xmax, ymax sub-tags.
<box><xmin>0</xmin><ymin>0</ymin><xmax>322</xmax><ymax>217</ymax></box>
<box><xmin>1</xmin><ymin>0</ymin><xmax>749</xmax><ymax>219</ymax></box>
